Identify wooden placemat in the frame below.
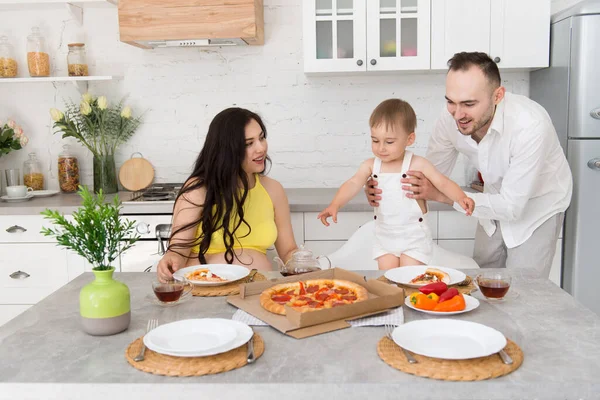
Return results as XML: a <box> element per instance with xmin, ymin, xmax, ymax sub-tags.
<box><xmin>377</xmin><ymin>275</ymin><xmax>477</xmax><ymax>296</ymax></box>
<box><xmin>377</xmin><ymin>336</ymin><xmax>523</xmax><ymax>381</ymax></box>
<box><xmin>125</xmin><ymin>333</ymin><xmax>265</xmax><ymax>377</ymax></box>
<box><xmin>192</xmin><ymin>273</ymin><xmax>267</xmax><ymax>297</ymax></box>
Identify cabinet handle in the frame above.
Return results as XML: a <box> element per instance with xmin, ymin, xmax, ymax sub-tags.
<box><xmin>588</xmin><ymin>158</ymin><xmax>600</xmax><ymax>171</ymax></box>
<box><xmin>493</xmin><ymin>57</ymin><xmax>501</xmax><ymax>63</ymax></box>
<box><xmin>590</xmin><ymin>108</ymin><xmax>600</xmax><ymax>120</ymax></box>
<box><xmin>370</xmin><ymin>59</ymin><xmax>377</xmax><ymax>65</ymax></box>
<box><xmin>136</xmin><ymin>222</ymin><xmax>150</xmax><ymax>235</ymax></box>
<box><xmin>10</xmin><ymin>270</ymin><xmax>30</xmax><ymax>279</ymax></box>
<box><xmin>6</xmin><ymin>225</ymin><xmax>27</xmax><ymax>233</ymax></box>
<box><xmin>356</xmin><ymin>59</ymin><xmax>363</xmax><ymax>66</ymax></box>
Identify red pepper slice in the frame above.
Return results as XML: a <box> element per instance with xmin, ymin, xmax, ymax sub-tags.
<box><xmin>439</xmin><ymin>288</ymin><xmax>459</xmax><ymax>302</ymax></box>
<box><xmin>418</xmin><ymin>282</ymin><xmax>448</xmax><ymax>296</ymax></box>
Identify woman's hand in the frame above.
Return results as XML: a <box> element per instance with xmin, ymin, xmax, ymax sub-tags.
<box><xmin>156</xmin><ymin>251</ymin><xmax>185</xmax><ymax>282</ymax></box>
<box><xmin>365</xmin><ymin>177</ymin><xmax>381</xmax><ymax>207</ymax></box>
<box><xmin>317</xmin><ymin>205</ymin><xmax>339</xmax><ymax>226</ymax></box>
<box><xmin>459</xmin><ymin>196</ymin><xmax>475</xmax><ymax>216</ymax></box>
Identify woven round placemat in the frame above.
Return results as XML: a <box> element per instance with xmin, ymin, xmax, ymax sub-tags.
<box><xmin>377</xmin><ymin>275</ymin><xmax>476</xmax><ymax>296</ymax></box>
<box><xmin>125</xmin><ymin>333</ymin><xmax>265</xmax><ymax>377</ymax></box>
<box><xmin>192</xmin><ymin>272</ymin><xmax>267</xmax><ymax>297</ymax></box>
<box><xmin>377</xmin><ymin>336</ymin><xmax>523</xmax><ymax>381</ymax></box>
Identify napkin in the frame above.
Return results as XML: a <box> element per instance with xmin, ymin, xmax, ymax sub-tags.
<box><xmin>232</xmin><ymin>306</ymin><xmax>404</xmax><ymax>327</ymax></box>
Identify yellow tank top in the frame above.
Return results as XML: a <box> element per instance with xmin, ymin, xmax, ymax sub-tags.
<box><xmin>191</xmin><ymin>175</ymin><xmax>277</xmax><ymax>255</ymax></box>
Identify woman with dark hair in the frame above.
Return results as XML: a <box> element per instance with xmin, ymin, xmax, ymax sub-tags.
<box><xmin>157</xmin><ymin>107</ymin><xmax>298</xmax><ymax>280</ymax></box>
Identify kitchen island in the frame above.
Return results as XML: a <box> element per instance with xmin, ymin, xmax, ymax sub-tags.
<box><xmin>0</xmin><ymin>270</ymin><xmax>598</xmax><ymax>400</ymax></box>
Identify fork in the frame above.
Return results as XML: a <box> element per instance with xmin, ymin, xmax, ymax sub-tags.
<box><xmin>246</xmin><ymin>332</ymin><xmax>256</xmax><ymax>364</ymax></box>
<box><xmin>385</xmin><ymin>324</ymin><xmax>418</xmax><ymax>364</ymax></box>
<box><xmin>134</xmin><ymin>318</ymin><xmax>158</xmax><ymax>362</ymax></box>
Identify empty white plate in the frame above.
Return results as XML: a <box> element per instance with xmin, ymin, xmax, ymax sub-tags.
<box><xmin>1</xmin><ymin>193</ymin><xmax>34</xmax><ymax>202</ymax></box>
<box><xmin>392</xmin><ymin>319</ymin><xmax>507</xmax><ymax>360</ymax></box>
<box><xmin>404</xmin><ymin>294</ymin><xmax>480</xmax><ymax>315</ymax></box>
<box><xmin>31</xmin><ymin>190</ymin><xmax>59</xmax><ymax>198</ymax></box>
<box><xmin>385</xmin><ymin>265</ymin><xmax>466</xmax><ymax>288</ymax></box>
<box><xmin>174</xmin><ymin>264</ymin><xmax>250</xmax><ymax>286</ymax></box>
<box><xmin>144</xmin><ymin>319</ymin><xmax>253</xmax><ymax>357</ymax></box>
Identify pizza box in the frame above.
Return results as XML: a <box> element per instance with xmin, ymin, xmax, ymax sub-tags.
<box><xmin>227</xmin><ymin>267</ymin><xmax>404</xmax><ymax>339</ymax></box>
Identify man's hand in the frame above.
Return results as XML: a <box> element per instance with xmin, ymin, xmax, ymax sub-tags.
<box><xmin>157</xmin><ymin>251</ymin><xmax>185</xmax><ymax>282</ymax></box>
<box><xmin>401</xmin><ymin>170</ymin><xmax>451</xmax><ymax>204</ymax></box>
<box><xmin>365</xmin><ymin>177</ymin><xmax>382</xmax><ymax>207</ymax></box>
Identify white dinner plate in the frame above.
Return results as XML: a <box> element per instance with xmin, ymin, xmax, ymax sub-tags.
<box><xmin>31</xmin><ymin>190</ymin><xmax>59</xmax><ymax>198</ymax></box>
<box><xmin>173</xmin><ymin>264</ymin><xmax>250</xmax><ymax>286</ymax></box>
<box><xmin>404</xmin><ymin>294</ymin><xmax>480</xmax><ymax>315</ymax></box>
<box><xmin>144</xmin><ymin>319</ymin><xmax>253</xmax><ymax>357</ymax></box>
<box><xmin>384</xmin><ymin>265</ymin><xmax>467</xmax><ymax>288</ymax></box>
<box><xmin>392</xmin><ymin>319</ymin><xmax>507</xmax><ymax>360</ymax></box>
<box><xmin>1</xmin><ymin>193</ymin><xmax>34</xmax><ymax>202</ymax></box>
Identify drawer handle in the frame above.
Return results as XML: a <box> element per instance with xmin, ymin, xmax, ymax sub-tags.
<box><xmin>6</xmin><ymin>225</ymin><xmax>27</xmax><ymax>233</ymax></box>
<box><xmin>10</xmin><ymin>270</ymin><xmax>30</xmax><ymax>280</ymax></box>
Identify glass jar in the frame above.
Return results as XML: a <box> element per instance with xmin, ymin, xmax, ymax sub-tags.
<box><xmin>58</xmin><ymin>144</ymin><xmax>79</xmax><ymax>193</ymax></box>
<box><xmin>27</xmin><ymin>26</ymin><xmax>50</xmax><ymax>77</ymax></box>
<box><xmin>0</xmin><ymin>36</ymin><xmax>18</xmax><ymax>78</ymax></box>
<box><xmin>67</xmin><ymin>43</ymin><xmax>88</xmax><ymax>77</ymax></box>
<box><xmin>23</xmin><ymin>152</ymin><xmax>44</xmax><ymax>190</ymax></box>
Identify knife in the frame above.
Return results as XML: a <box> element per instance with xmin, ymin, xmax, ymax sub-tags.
<box><xmin>247</xmin><ymin>269</ymin><xmax>258</xmax><ymax>282</ymax></box>
<box><xmin>246</xmin><ymin>333</ymin><xmax>256</xmax><ymax>364</ymax></box>
<box><xmin>498</xmin><ymin>349</ymin><xmax>513</xmax><ymax>365</ymax></box>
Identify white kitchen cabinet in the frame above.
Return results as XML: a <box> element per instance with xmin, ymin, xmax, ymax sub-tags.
<box><xmin>304</xmin><ymin>211</ymin><xmax>374</xmax><ymax>241</ymax></box>
<box><xmin>303</xmin><ymin>0</ymin><xmax>431</xmax><ymax>73</ymax></box>
<box><xmin>437</xmin><ymin>239</ymin><xmax>475</xmax><ymax>258</ymax></box>
<box><xmin>431</xmin><ymin>0</ymin><xmax>550</xmax><ymax>69</ymax></box>
<box><xmin>438</xmin><ymin>211</ymin><xmax>478</xmax><ymax>239</ymax></box>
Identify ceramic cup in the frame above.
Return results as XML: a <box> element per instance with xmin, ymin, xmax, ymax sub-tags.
<box><xmin>6</xmin><ymin>185</ymin><xmax>33</xmax><ymax>198</ymax></box>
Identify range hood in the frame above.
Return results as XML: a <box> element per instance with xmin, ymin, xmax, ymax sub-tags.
<box><xmin>118</xmin><ymin>0</ymin><xmax>264</xmax><ymax>49</ymax></box>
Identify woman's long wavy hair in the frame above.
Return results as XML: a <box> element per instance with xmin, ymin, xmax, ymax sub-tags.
<box><xmin>168</xmin><ymin>107</ymin><xmax>271</xmax><ymax>264</ymax></box>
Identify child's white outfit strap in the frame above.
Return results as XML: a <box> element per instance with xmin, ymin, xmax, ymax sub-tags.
<box><xmin>372</xmin><ymin>151</ymin><xmax>433</xmax><ymax>263</ymax></box>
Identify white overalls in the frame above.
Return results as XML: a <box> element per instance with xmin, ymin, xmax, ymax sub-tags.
<box><xmin>372</xmin><ymin>151</ymin><xmax>433</xmax><ymax>264</ymax></box>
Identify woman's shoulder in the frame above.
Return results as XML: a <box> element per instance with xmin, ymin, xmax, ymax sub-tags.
<box><xmin>258</xmin><ymin>175</ymin><xmax>286</xmax><ymax>203</ymax></box>
<box><xmin>178</xmin><ymin>178</ymin><xmax>207</xmax><ymax>204</ymax></box>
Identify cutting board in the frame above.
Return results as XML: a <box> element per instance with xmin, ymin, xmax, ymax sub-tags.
<box><xmin>118</xmin><ymin>153</ymin><xmax>154</xmax><ymax>191</ymax></box>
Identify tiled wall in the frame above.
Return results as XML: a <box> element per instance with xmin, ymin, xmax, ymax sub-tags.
<box><xmin>0</xmin><ymin>1</ymin><xmax>531</xmax><ymax>189</ymax></box>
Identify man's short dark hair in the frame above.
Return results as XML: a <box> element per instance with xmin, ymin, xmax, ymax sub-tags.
<box><xmin>447</xmin><ymin>52</ymin><xmax>501</xmax><ymax>88</ymax></box>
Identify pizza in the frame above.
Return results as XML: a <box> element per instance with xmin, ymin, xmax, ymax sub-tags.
<box><xmin>185</xmin><ymin>268</ymin><xmax>227</xmax><ymax>282</ymax></box>
<box><xmin>260</xmin><ymin>279</ymin><xmax>369</xmax><ymax>315</ymax></box>
<box><xmin>409</xmin><ymin>268</ymin><xmax>450</xmax><ymax>285</ymax></box>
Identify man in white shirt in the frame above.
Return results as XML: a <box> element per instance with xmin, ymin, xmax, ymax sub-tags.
<box><xmin>367</xmin><ymin>52</ymin><xmax>572</xmax><ymax>278</ymax></box>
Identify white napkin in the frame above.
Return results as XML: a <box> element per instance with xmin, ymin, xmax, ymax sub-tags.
<box><xmin>232</xmin><ymin>306</ymin><xmax>404</xmax><ymax>327</ymax></box>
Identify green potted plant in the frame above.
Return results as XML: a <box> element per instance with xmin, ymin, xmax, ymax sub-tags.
<box><xmin>40</xmin><ymin>185</ymin><xmax>140</xmax><ymax>336</ymax></box>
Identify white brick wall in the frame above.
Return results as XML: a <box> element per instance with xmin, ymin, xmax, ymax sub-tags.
<box><xmin>0</xmin><ymin>1</ymin><xmax>529</xmax><ymax>190</ymax></box>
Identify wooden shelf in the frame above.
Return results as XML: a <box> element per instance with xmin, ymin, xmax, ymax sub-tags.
<box><xmin>0</xmin><ymin>75</ymin><xmax>119</xmax><ymax>93</ymax></box>
<box><xmin>0</xmin><ymin>0</ymin><xmax>117</xmax><ymax>8</ymax></box>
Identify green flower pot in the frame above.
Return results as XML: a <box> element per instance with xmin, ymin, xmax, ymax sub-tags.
<box><xmin>80</xmin><ymin>267</ymin><xmax>131</xmax><ymax>336</ymax></box>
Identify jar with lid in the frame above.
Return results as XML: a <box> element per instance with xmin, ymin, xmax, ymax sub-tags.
<box><xmin>58</xmin><ymin>144</ymin><xmax>79</xmax><ymax>193</ymax></box>
<box><xmin>67</xmin><ymin>43</ymin><xmax>88</xmax><ymax>77</ymax></box>
<box><xmin>23</xmin><ymin>152</ymin><xmax>44</xmax><ymax>190</ymax></box>
<box><xmin>0</xmin><ymin>36</ymin><xmax>18</xmax><ymax>78</ymax></box>
<box><xmin>27</xmin><ymin>26</ymin><xmax>50</xmax><ymax>77</ymax></box>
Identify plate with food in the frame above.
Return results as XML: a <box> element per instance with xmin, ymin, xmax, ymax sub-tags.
<box><xmin>260</xmin><ymin>279</ymin><xmax>369</xmax><ymax>315</ymax></box>
<box><xmin>173</xmin><ymin>264</ymin><xmax>250</xmax><ymax>286</ymax></box>
<box><xmin>404</xmin><ymin>289</ymin><xmax>480</xmax><ymax>315</ymax></box>
<box><xmin>384</xmin><ymin>266</ymin><xmax>466</xmax><ymax>288</ymax></box>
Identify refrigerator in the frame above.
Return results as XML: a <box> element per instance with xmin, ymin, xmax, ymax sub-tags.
<box><xmin>531</xmin><ymin>0</ymin><xmax>600</xmax><ymax>316</ymax></box>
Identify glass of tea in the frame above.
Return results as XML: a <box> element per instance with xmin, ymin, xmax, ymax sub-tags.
<box><xmin>152</xmin><ymin>279</ymin><xmax>192</xmax><ymax>305</ymax></box>
<box><xmin>476</xmin><ymin>270</ymin><xmax>512</xmax><ymax>301</ymax></box>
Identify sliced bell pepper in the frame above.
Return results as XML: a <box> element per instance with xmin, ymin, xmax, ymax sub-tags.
<box><xmin>411</xmin><ymin>293</ymin><xmax>438</xmax><ymax>310</ymax></box>
<box><xmin>433</xmin><ymin>294</ymin><xmax>466</xmax><ymax>312</ymax></box>
<box><xmin>418</xmin><ymin>282</ymin><xmax>448</xmax><ymax>296</ymax></box>
<box><xmin>439</xmin><ymin>288</ymin><xmax>459</xmax><ymax>303</ymax></box>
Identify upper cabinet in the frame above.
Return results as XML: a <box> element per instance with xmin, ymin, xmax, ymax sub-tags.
<box><xmin>303</xmin><ymin>0</ymin><xmax>430</xmax><ymax>73</ymax></box>
<box><xmin>431</xmin><ymin>0</ymin><xmax>551</xmax><ymax>70</ymax></box>
<box><xmin>304</xmin><ymin>0</ymin><xmax>550</xmax><ymax>73</ymax></box>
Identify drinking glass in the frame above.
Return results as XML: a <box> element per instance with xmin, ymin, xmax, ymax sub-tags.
<box><xmin>476</xmin><ymin>270</ymin><xmax>513</xmax><ymax>301</ymax></box>
<box><xmin>5</xmin><ymin>168</ymin><xmax>20</xmax><ymax>187</ymax></box>
<box><xmin>152</xmin><ymin>279</ymin><xmax>192</xmax><ymax>305</ymax></box>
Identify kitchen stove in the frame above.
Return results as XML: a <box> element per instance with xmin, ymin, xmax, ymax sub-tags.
<box><xmin>129</xmin><ymin>183</ymin><xmax>183</xmax><ymax>202</ymax></box>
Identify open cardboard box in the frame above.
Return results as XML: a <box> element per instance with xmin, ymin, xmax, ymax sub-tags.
<box><xmin>227</xmin><ymin>268</ymin><xmax>404</xmax><ymax>339</ymax></box>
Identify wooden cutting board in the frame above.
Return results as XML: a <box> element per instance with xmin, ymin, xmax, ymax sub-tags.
<box><xmin>118</xmin><ymin>153</ymin><xmax>154</xmax><ymax>191</ymax></box>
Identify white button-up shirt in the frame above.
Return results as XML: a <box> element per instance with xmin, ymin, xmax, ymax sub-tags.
<box><xmin>427</xmin><ymin>92</ymin><xmax>573</xmax><ymax>248</ymax></box>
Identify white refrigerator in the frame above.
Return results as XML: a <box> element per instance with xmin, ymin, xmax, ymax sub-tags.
<box><xmin>531</xmin><ymin>0</ymin><xmax>600</xmax><ymax>316</ymax></box>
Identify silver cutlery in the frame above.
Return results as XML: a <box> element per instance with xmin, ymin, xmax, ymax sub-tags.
<box><xmin>498</xmin><ymin>349</ymin><xmax>513</xmax><ymax>365</ymax></box>
<box><xmin>384</xmin><ymin>324</ymin><xmax>417</xmax><ymax>364</ymax></box>
<box><xmin>246</xmin><ymin>332</ymin><xmax>256</xmax><ymax>364</ymax></box>
<box><xmin>247</xmin><ymin>269</ymin><xmax>258</xmax><ymax>283</ymax></box>
<box><xmin>134</xmin><ymin>318</ymin><xmax>158</xmax><ymax>362</ymax></box>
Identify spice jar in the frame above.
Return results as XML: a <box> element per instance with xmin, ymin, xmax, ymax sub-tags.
<box><xmin>27</xmin><ymin>26</ymin><xmax>50</xmax><ymax>77</ymax></box>
<box><xmin>0</xmin><ymin>36</ymin><xmax>18</xmax><ymax>78</ymax></box>
<box><xmin>23</xmin><ymin>152</ymin><xmax>44</xmax><ymax>190</ymax></box>
<box><xmin>58</xmin><ymin>144</ymin><xmax>79</xmax><ymax>193</ymax></box>
<box><xmin>67</xmin><ymin>43</ymin><xmax>88</xmax><ymax>77</ymax></box>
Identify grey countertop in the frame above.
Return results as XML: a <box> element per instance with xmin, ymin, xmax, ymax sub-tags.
<box><xmin>0</xmin><ymin>188</ymin><xmax>456</xmax><ymax>215</ymax></box>
<box><xmin>0</xmin><ymin>270</ymin><xmax>599</xmax><ymax>400</ymax></box>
